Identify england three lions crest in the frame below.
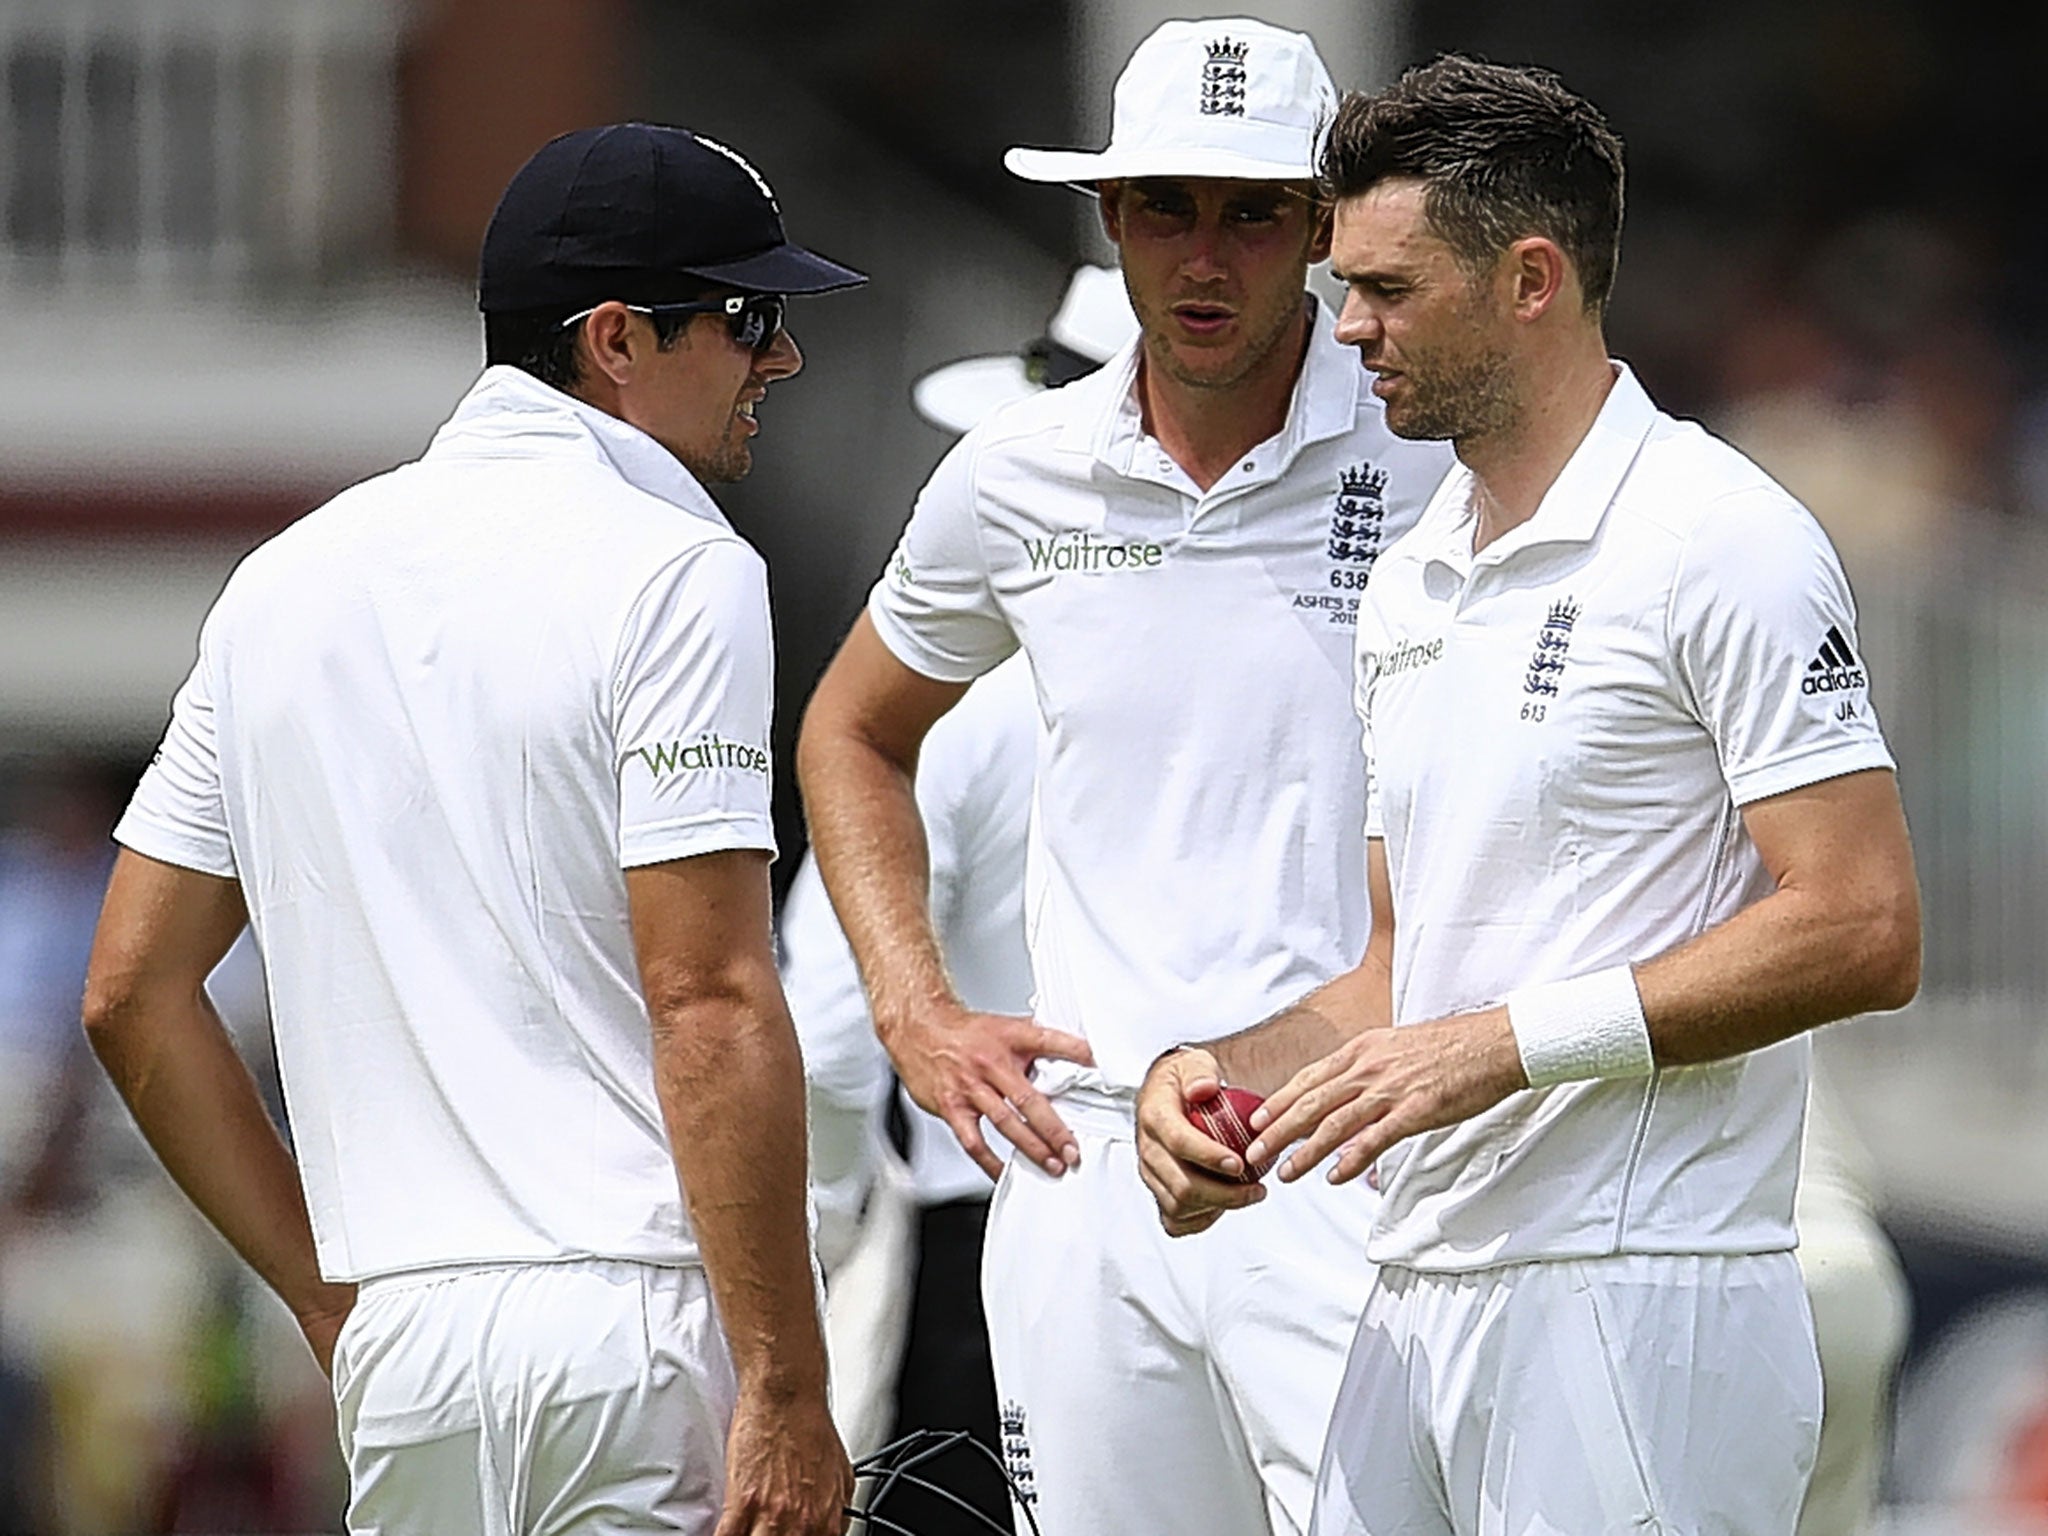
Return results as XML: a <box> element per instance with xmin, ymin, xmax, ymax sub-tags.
<box><xmin>1330</xmin><ymin>462</ymin><xmax>1390</xmax><ymax>567</ymax></box>
<box><xmin>1524</xmin><ymin>598</ymin><xmax>1580</xmax><ymax>698</ymax></box>
<box><xmin>1200</xmin><ymin>37</ymin><xmax>1249</xmax><ymax>115</ymax></box>
<box><xmin>1000</xmin><ymin>1400</ymin><xmax>1038</xmax><ymax>1508</ymax></box>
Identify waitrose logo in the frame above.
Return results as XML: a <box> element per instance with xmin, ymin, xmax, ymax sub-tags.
<box><xmin>1023</xmin><ymin>532</ymin><xmax>1165</xmax><ymax>574</ymax></box>
<box><xmin>1362</xmin><ymin>636</ymin><xmax>1444</xmax><ymax>681</ymax></box>
<box><xmin>634</xmin><ymin>734</ymin><xmax>771</xmax><ymax>779</ymax></box>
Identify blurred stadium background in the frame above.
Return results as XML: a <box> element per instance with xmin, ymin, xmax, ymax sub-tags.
<box><xmin>1</xmin><ymin>1</ymin><xmax>2044</xmax><ymax>1531</ymax></box>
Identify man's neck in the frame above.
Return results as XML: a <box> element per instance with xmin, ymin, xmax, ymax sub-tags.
<box><xmin>1464</xmin><ymin>341</ymin><xmax>1617</xmax><ymax>553</ymax></box>
<box><xmin>1138</xmin><ymin>302</ymin><xmax>1312</xmax><ymax>493</ymax></box>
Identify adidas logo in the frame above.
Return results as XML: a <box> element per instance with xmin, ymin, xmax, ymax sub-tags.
<box><xmin>1802</xmin><ymin>624</ymin><xmax>1867</xmax><ymax>694</ymax></box>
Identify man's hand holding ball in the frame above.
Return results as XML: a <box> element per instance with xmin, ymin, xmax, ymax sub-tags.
<box><xmin>1134</xmin><ymin>1046</ymin><xmax>1273</xmax><ymax>1237</ymax></box>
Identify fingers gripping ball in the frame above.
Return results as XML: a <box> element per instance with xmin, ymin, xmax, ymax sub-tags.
<box><xmin>1185</xmin><ymin>1086</ymin><xmax>1275</xmax><ymax>1182</ymax></box>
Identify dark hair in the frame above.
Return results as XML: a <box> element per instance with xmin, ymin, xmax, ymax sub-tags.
<box><xmin>482</xmin><ymin>303</ymin><xmax>698</xmax><ymax>392</ymax></box>
<box><xmin>1319</xmin><ymin>54</ymin><xmax>1625</xmax><ymax>313</ymax></box>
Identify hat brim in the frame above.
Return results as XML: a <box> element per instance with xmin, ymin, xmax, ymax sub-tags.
<box><xmin>685</xmin><ymin>240</ymin><xmax>868</xmax><ymax>295</ymax></box>
<box><xmin>911</xmin><ymin>356</ymin><xmax>1039</xmax><ymax>436</ymax></box>
<box><xmin>1003</xmin><ymin>145</ymin><xmax>1318</xmax><ymax>186</ymax></box>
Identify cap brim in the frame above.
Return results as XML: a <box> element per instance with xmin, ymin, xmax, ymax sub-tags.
<box><xmin>1003</xmin><ymin>145</ymin><xmax>1318</xmax><ymax>185</ymax></box>
<box><xmin>685</xmin><ymin>241</ymin><xmax>867</xmax><ymax>295</ymax></box>
<box><xmin>911</xmin><ymin>356</ymin><xmax>1038</xmax><ymax>436</ymax></box>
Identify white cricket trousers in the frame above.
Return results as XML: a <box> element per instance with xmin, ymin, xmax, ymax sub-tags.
<box><xmin>981</xmin><ymin>1091</ymin><xmax>1379</xmax><ymax>1536</ymax></box>
<box><xmin>332</xmin><ymin>1259</ymin><xmax>736</xmax><ymax>1535</ymax></box>
<box><xmin>1310</xmin><ymin>1251</ymin><xmax>1823</xmax><ymax>1536</ymax></box>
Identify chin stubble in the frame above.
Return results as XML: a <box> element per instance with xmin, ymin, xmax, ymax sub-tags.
<box><xmin>1148</xmin><ymin>292</ymin><xmax>1305</xmax><ymax>392</ymax></box>
<box><xmin>682</xmin><ymin>405</ymin><xmax>757</xmax><ymax>484</ymax></box>
<box><xmin>1392</xmin><ymin>342</ymin><xmax>1518</xmax><ymax>443</ymax></box>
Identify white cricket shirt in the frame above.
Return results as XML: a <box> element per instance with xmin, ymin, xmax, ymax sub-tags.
<box><xmin>117</xmin><ymin>366</ymin><xmax>779</xmax><ymax>1282</ymax></box>
<box><xmin>868</xmin><ymin>305</ymin><xmax>1456</xmax><ymax>1087</ymax></box>
<box><xmin>783</xmin><ymin>653</ymin><xmax>1035</xmax><ymax>1209</ymax></box>
<box><xmin>1355</xmin><ymin>365</ymin><xmax>1897</xmax><ymax>1270</ymax></box>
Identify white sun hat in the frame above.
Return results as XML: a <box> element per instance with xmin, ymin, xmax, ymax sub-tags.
<box><xmin>911</xmin><ymin>264</ymin><xmax>1140</xmax><ymax>435</ymax></box>
<box><xmin>1004</xmin><ymin>17</ymin><xmax>1336</xmax><ymax>187</ymax></box>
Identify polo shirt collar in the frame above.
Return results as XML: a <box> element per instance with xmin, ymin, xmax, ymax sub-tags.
<box><xmin>1066</xmin><ymin>294</ymin><xmax>1363</xmax><ymax>478</ymax></box>
<box><xmin>1420</xmin><ymin>361</ymin><xmax>1656</xmax><ymax>571</ymax></box>
<box><xmin>426</xmin><ymin>365</ymin><xmax>735</xmax><ymax>531</ymax></box>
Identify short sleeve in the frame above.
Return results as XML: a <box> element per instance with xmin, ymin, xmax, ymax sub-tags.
<box><xmin>117</xmin><ymin>614</ymin><xmax>237</xmax><ymax>878</ymax></box>
<box><xmin>866</xmin><ymin>431</ymin><xmax>1019</xmax><ymax>684</ymax></box>
<box><xmin>1669</xmin><ymin>490</ymin><xmax>1896</xmax><ymax>806</ymax></box>
<box><xmin>614</xmin><ymin>539</ymin><xmax>778</xmax><ymax>868</ymax></box>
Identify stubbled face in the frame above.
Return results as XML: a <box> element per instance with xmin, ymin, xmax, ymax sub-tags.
<box><xmin>627</xmin><ymin>305</ymin><xmax>803</xmax><ymax>484</ymax></box>
<box><xmin>1330</xmin><ymin>179</ymin><xmax>1519</xmax><ymax>445</ymax></box>
<box><xmin>1100</xmin><ymin>177</ymin><xmax>1328</xmax><ymax>394</ymax></box>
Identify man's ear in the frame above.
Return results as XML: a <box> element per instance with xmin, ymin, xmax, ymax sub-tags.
<box><xmin>576</xmin><ymin>301</ymin><xmax>642</xmax><ymax>388</ymax></box>
<box><xmin>1506</xmin><ymin>237</ymin><xmax>1571</xmax><ymax>323</ymax></box>
<box><xmin>1306</xmin><ymin>197</ymin><xmax>1334</xmax><ymax>266</ymax></box>
<box><xmin>1096</xmin><ymin>180</ymin><xmax>1124</xmax><ymax>245</ymax></box>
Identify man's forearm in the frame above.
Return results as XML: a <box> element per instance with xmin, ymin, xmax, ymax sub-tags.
<box><xmin>1207</xmin><ymin>949</ymin><xmax>1396</xmax><ymax>1097</ymax></box>
<box><xmin>84</xmin><ymin>987</ymin><xmax>342</xmax><ymax>1322</ymax></box>
<box><xmin>653</xmin><ymin>988</ymin><xmax>830</xmax><ymax>1400</ymax></box>
<box><xmin>1615</xmin><ymin>768</ymin><xmax>1920</xmax><ymax>1066</ymax></box>
<box><xmin>796</xmin><ymin>718</ymin><xmax>955</xmax><ymax>1036</ymax></box>
<box><xmin>1198</xmin><ymin>839</ymin><xmax>1401</xmax><ymax>1096</ymax></box>
<box><xmin>1635</xmin><ymin>884</ymin><xmax>1919</xmax><ymax>1066</ymax></box>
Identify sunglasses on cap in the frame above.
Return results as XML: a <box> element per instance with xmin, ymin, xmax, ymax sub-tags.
<box><xmin>1023</xmin><ymin>335</ymin><xmax>1103</xmax><ymax>389</ymax></box>
<box><xmin>559</xmin><ymin>292</ymin><xmax>787</xmax><ymax>352</ymax></box>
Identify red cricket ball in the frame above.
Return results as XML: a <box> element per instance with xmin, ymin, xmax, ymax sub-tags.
<box><xmin>1185</xmin><ymin>1085</ymin><xmax>1276</xmax><ymax>1183</ymax></box>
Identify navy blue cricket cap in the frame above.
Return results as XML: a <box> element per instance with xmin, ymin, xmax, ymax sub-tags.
<box><xmin>478</xmin><ymin>122</ymin><xmax>866</xmax><ymax>313</ymax></box>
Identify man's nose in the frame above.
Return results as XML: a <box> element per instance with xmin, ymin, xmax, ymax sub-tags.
<box><xmin>1333</xmin><ymin>292</ymin><xmax>1380</xmax><ymax>347</ymax></box>
<box><xmin>757</xmin><ymin>327</ymin><xmax>803</xmax><ymax>380</ymax></box>
<box><xmin>1180</xmin><ymin>216</ymin><xmax>1234</xmax><ymax>280</ymax></box>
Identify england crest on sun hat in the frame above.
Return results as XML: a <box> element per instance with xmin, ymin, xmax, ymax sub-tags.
<box><xmin>1003</xmin><ymin>17</ymin><xmax>1336</xmax><ymax>186</ymax></box>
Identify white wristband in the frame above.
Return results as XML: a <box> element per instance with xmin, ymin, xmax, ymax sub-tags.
<box><xmin>1506</xmin><ymin>965</ymin><xmax>1654</xmax><ymax>1088</ymax></box>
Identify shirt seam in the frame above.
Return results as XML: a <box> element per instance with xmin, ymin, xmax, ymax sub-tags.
<box><xmin>865</xmin><ymin>599</ymin><xmax>993</xmax><ymax>686</ymax></box>
<box><xmin>619</xmin><ymin>812</ymin><xmax>776</xmax><ymax>867</ymax></box>
<box><xmin>607</xmin><ymin>536</ymin><xmax>751</xmax><ymax>718</ymax></box>
<box><xmin>960</xmin><ymin>428</ymin><xmax>1008</xmax><ymax>634</ymax></box>
<box><xmin>1725</xmin><ymin>738</ymin><xmax>1896</xmax><ymax>805</ymax></box>
<box><xmin>112</xmin><ymin>821</ymin><xmax>238</xmax><ymax>880</ymax></box>
<box><xmin>1665</xmin><ymin>484</ymin><xmax>1804</xmax><ymax>718</ymax></box>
